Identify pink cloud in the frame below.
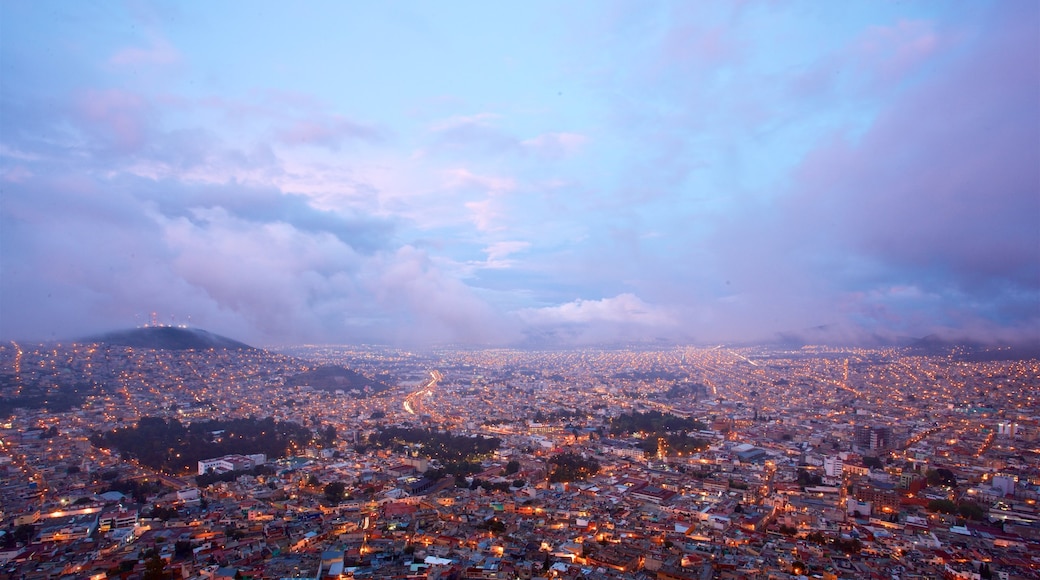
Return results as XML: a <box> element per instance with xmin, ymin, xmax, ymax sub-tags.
<box><xmin>276</xmin><ymin>115</ymin><xmax>382</xmax><ymax>149</ymax></box>
<box><xmin>856</xmin><ymin>19</ymin><xmax>940</xmax><ymax>85</ymax></box>
<box><xmin>76</xmin><ymin>89</ymin><xmax>151</xmax><ymax>153</ymax></box>
<box><xmin>663</xmin><ymin>24</ymin><xmax>744</xmax><ymax>69</ymax></box>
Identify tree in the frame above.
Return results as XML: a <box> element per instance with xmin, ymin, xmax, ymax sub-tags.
<box><xmin>142</xmin><ymin>553</ymin><xmax>168</xmax><ymax>580</ymax></box>
<box><xmin>957</xmin><ymin>501</ymin><xmax>985</xmax><ymax>521</ymax></box>
<box><xmin>320</xmin><ymin>424</ymin><xmax>337</xmax><ymax>447</ymax></box>
<box><xmin>927</xmin><ymin>499</ymin><xmax>957</xmax><ymax>514</ymax></box>
<box><xmin>504</xmin><ymin>460</ymin><xmax>520</xmax><ymax>475</ymax></box>
<box><xmin>174</xmin><ymin>540</ymin><xmax>194</xmax><ymax>558</ymax></box>
<box><xmin>324</xmin><ymin>481</ymin><xmax>346</xmax><ymax>504</ymax></box>
<box><xmin>926</xmin><ymin>468</ymin><xmax>957</xmax><ymax>488</ymax></box>
<box><xmin>547</xmin><ymin>453</ymin><xmax>600</xmax><ymax>483</ymax></box>
<box><xmin>12</xmin><ymin>524</ymin><xmax>35</xmax><ymax>546</ymax></box>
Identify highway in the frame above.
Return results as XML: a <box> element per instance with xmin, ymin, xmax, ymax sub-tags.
<box><xmin>403</xmin><ymin>370</ymin><xmax>443</xmax><ymax>416</ymax></box>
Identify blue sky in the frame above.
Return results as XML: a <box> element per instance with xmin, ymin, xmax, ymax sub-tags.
<box><xmin>1</xmin><ymin>1</ymin><xmax>1037</xmax><ymax>347</ymax></box>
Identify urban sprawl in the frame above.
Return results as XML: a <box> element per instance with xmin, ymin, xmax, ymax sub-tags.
<box><xmin>1</xmin><ymin>339</ymin><xmax>1038</xmax><ymax>580</ymax></box>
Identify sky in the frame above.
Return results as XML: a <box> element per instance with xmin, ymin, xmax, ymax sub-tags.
<box><xmin>1</xmin><ymin>1</ymin><xmax>1038</xmax><ymax>348</ymax></box>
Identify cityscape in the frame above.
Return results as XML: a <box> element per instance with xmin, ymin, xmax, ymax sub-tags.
<box><xmin>1</xmin><ymin>1</ymin><xmax>1038</xmax><ymax>580</ymax></box>
<box><xmin>1</xmin><ymin>332</ymin><xmax>1038</xmax><ymax>579</ymax></box>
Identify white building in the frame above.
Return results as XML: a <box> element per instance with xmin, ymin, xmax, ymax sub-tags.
<box><xmin>824</xmin><ymin>455</ymin><xmax>844</xmax><ymax>478</ymax></box>
<box><xmin>197</xmin><ymin>453</ymin><xmax>266</xmax><ymax>475</ymax></box>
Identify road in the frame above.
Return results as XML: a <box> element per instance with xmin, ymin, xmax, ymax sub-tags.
<box><xmin>403</xmin><ymin>370</ymin><xmax>443</xmax><ymax>416</ymax></box>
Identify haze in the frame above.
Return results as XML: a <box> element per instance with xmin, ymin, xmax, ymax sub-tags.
<box><xmin>1</xmin><ymin>1</ymin><xmax>1037</xmax><ymax>347</ymax></box>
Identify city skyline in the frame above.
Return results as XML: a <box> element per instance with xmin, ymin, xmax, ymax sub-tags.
<box><xmin>1</xmin><ymin>1</ymin><xmax>1037</xmax><ymax>348</ymax></box>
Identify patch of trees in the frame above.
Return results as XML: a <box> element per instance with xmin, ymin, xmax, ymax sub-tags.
<box><xmin>927</xmin><ymin>499</ymin><xmax>985</xmax><ymax>520</ymax></box>
<box><xmin>318</xmin><ymin>425</ymin><xmax>336</xmax><ymax>447</ymax></box>
<box><xmin>91</xmin><ymin>416</ymin><xmax>315</xmax><ymax>473</ymax></box>
<box><xmin>367</xmin><ymin>427</ymin><xmax>500</xmax><ymax>467</ymax></box>
<box><xmin>146</xmin><ymin>506</ymin><xmax>180</xmax><ymax>521</ymax></box>
<box><xmin>635</xmin><ymin>433</ymin><xmax>710</xmax><ymax>457</ymax></box>
<box><xmin>661</xmin><ymin>382</ymin><xmax>708</xmax><ymax>400</ymax></box>
<box><xmin>324</xmin><ymin>481</ymin><xmax>346</xmax><ymax>503</ymax></box>
<box><xmin>796</xmin><ymin>468</ymin><xmax>822</xmax><ymax>487</ymax></box>
<box><xmin>548</xmin><ymin>452</ymin><xmax>600</xmax><ymax>483</ymax></box>
<box><xmin>833</xmin><ymin>537</ymin><xmax>863</xmax><ymax>554</ymax></box>
<box><xmin>926</xmin><ymin>468</ymin><xmax>957</xmax><ymax>488</ymax></box>
<box><xmin>1</xmin><ymin>524</ymin><xmax>35</xmax><ymax>548</ymax></box>
<box><xmin>0</xmin><ymin>381</ymin><xmax>104</xmax><ymax>417</ymax></box>
<box><xmin>609</xmin><ymin>411</ymin><xmax>709</xmax><ymax>457</ymax></box>
<box><xmin>469</xmin><ymin>478</ymin><xmax>514</xmax><ymax>493</ymax></box>
<box><xmin>609</xmin><ymin>411</ymin><xmax>706</xmax><ymax>436</ymax></box>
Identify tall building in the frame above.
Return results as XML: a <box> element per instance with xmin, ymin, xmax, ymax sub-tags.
<box><xmin>824</xmin><ymin>455</ymin><xmax>844</xmax><ymax>478</ymax></box>
<box><xmin>855</xmin><ymin>425</ymin><xmax>892</xmax><ymax>452</ymax></box>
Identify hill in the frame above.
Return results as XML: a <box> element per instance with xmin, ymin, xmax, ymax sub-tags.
<box><xmin>286</xmin><ymin>365</ymin><xmax>392</xmax><ymax>397</ymax></box>
<box><xmin>89</xmin><ymin>326</ymin><xmax>253</xmax><ymax>350</ymax></box>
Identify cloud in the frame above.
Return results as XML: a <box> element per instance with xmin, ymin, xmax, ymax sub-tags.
<box><xmin>855</xmin><ymin>19</ymin><xmax>939</xmax><ymax>85</ymax></box>
<box><xmin>518</xmin><ymin>293</ymin><xmax>672</xmax><ymax>326</ymax></box>
<box><xmin>475</xmin><ymin>241</ymin><xmax>531</xmax><ymax>270</ymax></box>
<box><xmin>444</xmin><ymin>168</ymin><xmax>516</xmax><ymax>194</ymax></box>
<box><xmin>702</xmin><ymin>5</ymin><xmax>1040</xmax><ymax>342</ymax></box>
<box><xmin>442</xmin><ymin>168</ymin><xmax>518</xmax><ymax>232</ymax></box>
<box><xmin>1</xmin><ymin>1</ymin><xmax>1035</xmax><ymax>348</ymax></box>
<box><xmin>513</xmin><ymin>294</ymin><xmax>680</xmax><ymax>345</ymax></box>
<box><xmin>276</xmin><ymin>115</ymin><xmax>383</xmax><ymax>150</ymax></box>
<box><xmin>520</xmin><ymin>132</ymin><xmax>588</xmax><ymax>158</ymax></box>
<box><xmin>790</xmin><ymin>18</ymin><xmax>944</xmax><ymax>100</ymax></box>
<box><xmin>161</xmin><ymin>206</ymin><xmax>366</xmax><ymax>340</ymax></box>
<box><xmin>431</xmin><ymin>114</ymin><xmax>587</xmax><ymax>160</ymax></box>
<box><xmin>364</xmin><ymin>245</ymin><xmax>513</xmax><ymax>344</ymax></box>
<box><xmin>109</xmin><ymin>35</ymin><xmax>181</xmax><ymax>67</ymax></box>
<box><xmin>75</xmin><ymin>89</ymin><xmax>153</xmax><ymax>153</ymax></box>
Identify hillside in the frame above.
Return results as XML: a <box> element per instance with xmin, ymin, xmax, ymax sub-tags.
<box><xmin>89</xmin><ymin>326</ymin><xmax>253</xmax><ymax>350</ymax></box>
